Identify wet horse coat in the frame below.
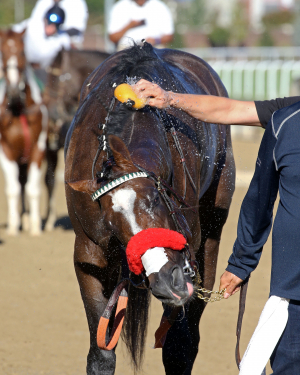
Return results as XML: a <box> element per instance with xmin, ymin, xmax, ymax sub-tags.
<box><xmin>65</xmin><ymin>43</ymin><xmax>235</xmax><ymax>374</ymax></box>
<box><xmin>0</xmin><ymin>29</ymin><xmax>47</xmax><ymax>235</ymax></box>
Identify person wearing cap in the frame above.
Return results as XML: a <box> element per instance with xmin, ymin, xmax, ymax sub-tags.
<box><xmin>13</xmin><ymin>0</ymin><xmax>88</xmax><ymax>69</ymax></box>
<box><xmin>21</xmin><ymin>3</ymin><xmax>69</xmax><ymax>70</ymax></box>
<box><xmin>133</xmin><ymin>78</ymin><xmax>300</xmax><ymax>374</ymax></box>
<box><xmin>108</xmin><ymin>0</ymin><xmax>174</xmax><ymax>51</ymax></box>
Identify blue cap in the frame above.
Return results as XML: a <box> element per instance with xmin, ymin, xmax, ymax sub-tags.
<box><xmin>45</xmin><ymin>4</ymin><xmax>65</xmax><ymax>26</ymax></box>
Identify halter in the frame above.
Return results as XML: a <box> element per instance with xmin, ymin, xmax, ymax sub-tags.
<box><xmin>91</xmin><ymin>95</ymin><xmax>197</xmax><ymax>274</ymax></box>
<box><xmin>92</xmin><ymin>171</ymin><xmax>148</xmax><ymax>201</ymax></box>
<box><xmin>93</xmin><ymin>163</ymin><xmax>194</xmax><ymax>237</ymax></box>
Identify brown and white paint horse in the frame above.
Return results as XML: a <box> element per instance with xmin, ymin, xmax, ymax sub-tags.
<box><xmin>0</xmin><ymin>30</ymin><xmax>48</xmax><ymax>235</ymax></box>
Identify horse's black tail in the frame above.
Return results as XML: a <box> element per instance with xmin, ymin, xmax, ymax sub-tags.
<box><xmin>122</xmin><ymin>284</ymin><xmax>151</xmax><ymax>371</ymax></box>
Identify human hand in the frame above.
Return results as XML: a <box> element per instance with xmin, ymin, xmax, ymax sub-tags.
<box><xmin>128</xmin><ymin>20</ymin><xmax>145</xmax><ymax>29</ymax></box>
<box><xmin>146</xmin><ymin>37</ymin><xmax>162</xmax><ymax>46</ymax></box>
<box><xmin>133</xmin><ymin>79</ymin><xmax>171</xmax><ymax>109</ymax></box>
<box><xmin>146</xmin><ymin>37</ymin><xmax>155</xmax><ymax>45</ymax></box>
<box><xmin>219</xmin><ymin>271</ymin><xmax>243</xmax><ymax>299</ymax></box>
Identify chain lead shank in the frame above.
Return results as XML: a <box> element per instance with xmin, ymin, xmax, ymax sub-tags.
<box><xmin>194</xmin><ymin>268</ymin><xmax>225</xmax><ymax>303</ymax></box>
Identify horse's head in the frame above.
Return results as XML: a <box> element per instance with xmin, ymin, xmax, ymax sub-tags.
<box><xmin>68</xmin><ymin>135</ymin><xmax>194</xmax><ymax>307</ymax></box>
<box><xmin>0</xmin><ymin>29</ymin><xmax>26</xmax><ymax>100</ymax></box>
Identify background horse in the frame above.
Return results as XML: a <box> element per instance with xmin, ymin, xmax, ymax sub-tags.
<box><xmin>0</xmin><ymin>29</ymin><xmax>47</xmax><ymax>236</ymax></box>
<box><xmin>65</xmin><ymin>43</ymin><xmax>235</xmax><ymax>374</ymax></box>
<box><xmin>43</xmin><ymin>49</ymin><xmax>110</xmax><ymax>231</ymax></box>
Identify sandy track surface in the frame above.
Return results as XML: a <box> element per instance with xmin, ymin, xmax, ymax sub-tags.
<box><xmin>0</xmin><ymin>131</ymin><xmax>273</xmax><ymax>375</ymax></box>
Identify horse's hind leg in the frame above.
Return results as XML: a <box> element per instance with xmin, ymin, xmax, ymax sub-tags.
<box><xmin>74</xmin><ymin>232</ymin><xmax>119</xmax><ymax>375</ymax></box>
<box><xmin>18</xmin><ymin>163</ymin><xmax>30</xmax><ymax>232</ymax></box>
<box><xmin>25</xmin><ymin>161</ymin><xmax>42</xmax><ymax>235</ymax></box>
<box><xmin>0</xmin><ymin>146</ymin><xmax>21</xmax><ymax>235</ymax></box>
<box><xmin>44</xmin><ymin>148</ymin><xmax>58</xmax><ymax>231</ymax></box>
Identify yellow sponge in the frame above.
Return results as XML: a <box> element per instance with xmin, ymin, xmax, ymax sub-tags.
<box><xmin>114</xmin><ymin>83</ymin><xmax>146</xmax><ymax>109</ymax></box>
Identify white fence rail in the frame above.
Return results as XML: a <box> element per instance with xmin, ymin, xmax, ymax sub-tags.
<box><xmin>210</xmin><ymin>60</ymin><xmax>300</xmax><ymax>100</ymax></box>
<box><xmin>183</xmin><ymin>47</ymin><xmax>300</xmax><ymax>62</ymax></box>
<box><xmin>182</xmin><ymin>47</ymin><xmax>300</xmax><ymax>100</ymax></box>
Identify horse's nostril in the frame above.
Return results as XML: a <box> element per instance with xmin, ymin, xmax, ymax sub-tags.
<box><xmin>171</xmin><ymin>266</ymin><xmax>183</xmax><ymax>288</ymax></box>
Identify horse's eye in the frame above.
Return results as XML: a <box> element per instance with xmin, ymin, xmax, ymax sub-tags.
<box><xmin>153</xmin><ymin>195</ymin><xmax>160</xmax><ymax>206</ymax></box>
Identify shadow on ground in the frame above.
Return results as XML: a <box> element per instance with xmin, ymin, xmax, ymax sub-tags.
<box><xmin>54</xmin><ymin>215</ymin><xmax>73</xmax><ymax>230</ymax></box>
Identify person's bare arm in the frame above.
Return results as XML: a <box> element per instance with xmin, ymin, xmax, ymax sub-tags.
<box><xmin>109</xmin><ymin>20</ymin><xmax>145</xmax><ymax>44</ymax></box>
<box><xmin>146</xmin><ymin>34</ymin><xmax>173</xmax><ymax>46</ymax></box>
<box><xmin>219</xmin><ymin>271</ymin><xmax>243</xmax><ymax>299</ymax></box>
<box><xmin>134</xmin><ymin>79</ymin><xmax>261</xmax><ymax>127</ymax></box>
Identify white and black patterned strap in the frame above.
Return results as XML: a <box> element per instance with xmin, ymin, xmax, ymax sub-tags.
<box><xmin>91</xmin><ymin>171</ymin><xmax>148</xmax><ymax>201</ymax></box>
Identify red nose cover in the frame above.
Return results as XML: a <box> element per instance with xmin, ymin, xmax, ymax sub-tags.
<box><xmin>126</xmin><ymin>228</ymin><xmax>187</xmax><ymax>275</ymax></box>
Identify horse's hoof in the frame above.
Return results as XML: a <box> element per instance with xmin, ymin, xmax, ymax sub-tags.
<box><xmin>22</xmin><ymin>213</ymin><xmax>30</xmax><ymax>232</ymax></box>
<box><xmin>6</xmin><ymin>227</ymin><xmax>19</xmax><ymax>236</ymax></box>
<box><xmin>45</xmin><ymin>223</ymin><xmax>54</xmax><ymax>232</ymax></box>
<box><xmin>44</xmin><ymin>214</ymin><xmax>56</xmax><ymax>232</ymax></box>
<box><xmin>29</xmin><ymin>221</ymin><xmax>42</xmax><ymax>236</ymax></box>
<box><xmin>30</xmin><ymin>228</ymin><xmax>42</xmax><ymax>236</ymax></box>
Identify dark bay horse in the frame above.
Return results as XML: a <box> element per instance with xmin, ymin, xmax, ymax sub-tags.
<box><xmin>43</xmin><ymin>49</ymin><xmax>110</xmax><ymax>231</ymax></box>
<box><xmin>0</xmin><ymin>29</ymin><xmax>47</xmax><ymax>235</ymax></box>
<box><xmin>65</xmin><ymin>43</ymin><xmax>235</xmax><ymax>374</ymax></box>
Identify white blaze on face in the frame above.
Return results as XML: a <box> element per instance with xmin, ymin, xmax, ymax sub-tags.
<box><xmin>7</xmin><ymin>39</ymin><xmax>15</xmax><ymax>47</ymax></box>
<box><xmin>110</xmin><ymin>188</ymin><xmax>142</xmax><ymax>235</ymax></box>
<box><xmin>7</xmin><ymin>55</ymin><xmax>19</xmax><ymax>88</ymax></box>
<box><xmin>7</xmin><ymin>39</ymin><xmax>17</xmax><ymax>54</ymax></box>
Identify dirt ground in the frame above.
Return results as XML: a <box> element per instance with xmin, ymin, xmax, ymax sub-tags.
<box><xmin>0</xmin><ymin>128</ymin><xmax>274</xmax><ymax>375</ymax></box>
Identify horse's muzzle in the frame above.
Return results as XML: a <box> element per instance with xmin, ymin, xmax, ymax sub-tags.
<box><xmin>148</xmin><ymin>262</ymin><xmax>194</xmax><ymax>306</ymax></box>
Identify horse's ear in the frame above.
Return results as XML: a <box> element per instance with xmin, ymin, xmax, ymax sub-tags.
<box><xmin>66</xmin><ymin>179</ymin><xmax>98</xmax><ymax>194</ymax></box>
<box><xmin>109</xmin><ymin>135</ymin><xmax>135</xmax><ymax>169</ymax></box>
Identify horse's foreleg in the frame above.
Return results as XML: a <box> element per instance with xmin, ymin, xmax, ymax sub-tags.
<box><xmin>25</xmin><ymin>161</ymin><xmax>42</xmax><ymax>236</ymax></box>
<box><xmin>44</xmin><ymin>148</ymin><xmax>58</xmax><ymax>231</ymax></box>
<box><xmin>162</xmin><ymin>298</ymin><xmax>205</xmax><ymax>375</ymax></box>
<box><xmin>74</xmin><ymin>233</ymin><xmax>118</xmax><ymax>375</ymax></box>
<box><xmin>0</xmin><ymin>146</ymin><xmax>21</xmax><ymax>235</ymax></box>
<box><xmin>162</xmin><ymin>307</ymin><xmax>194</xmax><ymax>375</ymax></box>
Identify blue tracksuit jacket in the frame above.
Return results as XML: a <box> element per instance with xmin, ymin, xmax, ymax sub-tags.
<box><xmin>227</xmin><ymin>100</ymin><xmax>300</xmax><ymax>300</ymax></box>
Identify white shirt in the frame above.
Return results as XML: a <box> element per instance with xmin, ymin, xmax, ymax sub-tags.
<box><xmin>24</xmin><ymin>30</ymin><xmax>70</xmax><ymax>68</ymax></box>
<box><xmin>13</xmin><ymin>0</ymin><xmax>89</xmax><ymax>68</ymax></box>
<box><xmin>24</xmin><ymin>0</ymin><xmax>89</xmax><ymax>33</ymax></box>
<box><xmin>108</xmin><ymin>0</ymin><xmax>174</xmax><ymax>49</ymax></box>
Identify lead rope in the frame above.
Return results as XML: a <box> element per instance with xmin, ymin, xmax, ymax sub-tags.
<box><xmin>235</xmin><ymin>279</ymin><xmax>266</xmax><ymax>375</ymax></box>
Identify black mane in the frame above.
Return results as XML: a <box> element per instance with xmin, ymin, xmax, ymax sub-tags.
<box><xmin>107</xmin><ymin>42</ymin><xmax>186</xmax><ymax>92</ymax></box>
<box><xmin>102</xmin><ymin>42</ymin><xmax>187</xmax><ymax>141</ymax></box>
